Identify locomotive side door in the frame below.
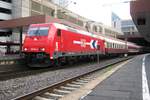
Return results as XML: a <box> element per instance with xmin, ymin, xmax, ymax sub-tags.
<box><xmin>56</xmin><ymin>29</ymin><xmax>62</xmax><ymax>51</ymax></box>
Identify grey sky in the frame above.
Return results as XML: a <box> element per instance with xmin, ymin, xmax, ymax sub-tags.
<box><xmin>68</xmin><ymin>0</ymin><xmax>132</xmax><ymax>26</ymax></box>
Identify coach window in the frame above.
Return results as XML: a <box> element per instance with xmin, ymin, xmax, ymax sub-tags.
<box><xmin>111</xmin><ymin>43</ymin><xmax>113</xmax><ymax>48</ymax></box>
<box><xmin>113</xmin><ymin>43</ymin><xmax>114</xmax><ymax>48</ymax></box>
<box><xmin>110</xmin><ymin>43</ymin><xmax>111</xmax><ymax>48</ymax></box>
<box><xmin>109</xmin><ymin>43</ymin><xmax>111</xmax><ymax>48</ymax></box>
<box><xmin>108</xmin><ymin>43</ymin><xmax>110</xmax><ymax>48</ymax></box>
<box><xmin>123</xmin><ymin>45</ymin><xmax>125</xmax><ymax>49</ymax></box>
<box><xmin>107</xmin><ymin>42</ymin><xmax>109</xmax><ymax>48</ymax></box>
<box><xmin>57</xmin><ymin>29</ymin><xmax>61</xmax><ymax>36</ymax></box>
<box><xmin>106</xmin><ymin>42</ymin><xmax>108</xmax><ymax>48</ymax></box>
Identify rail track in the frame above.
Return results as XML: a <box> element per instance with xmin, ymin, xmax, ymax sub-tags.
<box><xmin>14</xmin><ymin>57</ymin><xmax>131</xmax><ymax>100</ymax></box>
<box><xmin>0</xmin><ymin>56</ymin><xmax>120</xmax><ymax>81</ymax></box>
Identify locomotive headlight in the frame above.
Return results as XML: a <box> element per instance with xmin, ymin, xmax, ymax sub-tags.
<box><xmin>24</xmin><ymin>48</ymin><xmax>27</xmax><ymax>51</ymax></box>
<box><xmin>40</xmin><ymin>48</ymin><xmax>45</xmax><ymax>51</ymax></box>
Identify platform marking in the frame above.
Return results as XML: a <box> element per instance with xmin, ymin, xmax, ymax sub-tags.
<box><xmin>142</xmin><ymin>55</ymin><xmax>150</xmax><ymax>100</ymax></box>
<box><xmin>80</xmin><ymin>90</ymin><xmax>92</xmax><ymax>100</ymax></box>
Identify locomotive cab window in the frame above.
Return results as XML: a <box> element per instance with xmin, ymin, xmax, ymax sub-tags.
<box><xmin>57</xmin><ymin>29</ymin><xmax>61</xmax><ymax>36</ymax></box>
<box><xmin>28</xmin><ymin>27</ymin><xmax>49</xmax><ymax>36</ymax></box>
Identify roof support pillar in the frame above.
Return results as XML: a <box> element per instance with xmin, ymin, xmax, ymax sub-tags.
<box><xmin>19</xmin><ymin>27</ymin><xmax>23</xmax><ymax>56</ymax></box>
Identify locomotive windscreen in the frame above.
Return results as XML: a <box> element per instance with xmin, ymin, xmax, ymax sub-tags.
<box><xmin>28</xmin><ymin>27</ymin><xmax>49</xmax><ymax>36</ymax></box>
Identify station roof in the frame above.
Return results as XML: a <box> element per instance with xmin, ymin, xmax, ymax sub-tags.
<box><xmin>0</xmin><ymin>15</ymin><xmax>46</xmax><ymax>29</ymax></box>
<box><xmin>0</xmin><ymin>15</ymin><xmax>85</xmax><ymax>30</ymax></box>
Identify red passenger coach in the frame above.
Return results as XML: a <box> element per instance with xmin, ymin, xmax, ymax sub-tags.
<box><xmin>23</xmin><ymin>23</ymin><xmax>105</xmax><ymax>67</ymax></box>
<box><xmin>104</xmin><ymin>37</ymin><xmax>127</xmax><ymax>54</ymax></box>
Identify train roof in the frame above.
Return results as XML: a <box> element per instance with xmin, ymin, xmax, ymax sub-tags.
<box><xmin>30</xmin><ymin>22</ymin><xmax>140</xmax><ymax>47</ymax></box>
<box><xmin>53</xmin><ymin>23</ymin><xmax>141</xmax><ymax>47</ymax></box>
<box><xmin>53</xmin><ymin>23</ymin><xmax>127</xmax><ymax>45</ymax></box>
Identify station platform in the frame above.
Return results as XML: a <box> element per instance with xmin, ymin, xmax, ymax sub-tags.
<box><xmin>0</xmin><ymin>54</ymin><xmax>24</xmax><ymax>66</ymax></box>
<box><xmin>82</xmin><ymin>54</ymin><xmax>150</xmax><ymax>100</ymax></box>
<box><xmin>0</xmin><ymin>54</ymin><xmax>21</xmax><ymax>60</ymax></box>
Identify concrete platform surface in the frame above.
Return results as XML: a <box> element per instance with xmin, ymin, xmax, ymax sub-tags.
<box><xmin>82</xmin><ymin>54</ymin><xmax>150</xmax><ymax>100</ymax></box>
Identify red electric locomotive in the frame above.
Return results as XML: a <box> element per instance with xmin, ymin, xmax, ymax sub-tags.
<box><xmin>23</xmin><ymin>23</ymin><xmax>105</xmax><ymax>67</ymax></box>
<box><xmin>23</xmin><ymin>22</ymin><xmax>141</xmax><ymax>67</ymax></box>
